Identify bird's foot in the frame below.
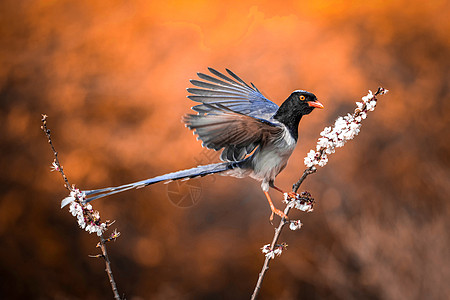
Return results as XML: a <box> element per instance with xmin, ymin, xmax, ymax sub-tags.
<box><xmin>269</xmin><ymin>207</ymin><xmax>289</xmax><ymax>223</ymax></box>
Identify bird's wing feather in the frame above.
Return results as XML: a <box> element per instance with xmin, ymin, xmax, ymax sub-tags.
<box><xmin>184</xmin><ymin>104</ymin><xmax>283</xmax><ymax>161</ymax></box>
<box><xmin>188</xmin><ymin>68</ymin><xmax>279</xmax><ymax>120</ymax></box>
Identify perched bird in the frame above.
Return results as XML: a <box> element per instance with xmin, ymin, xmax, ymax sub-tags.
<box><xmin>74</xmin><ymin>68</ymin><xmax>323</xmax><ymax>220</ymax></box>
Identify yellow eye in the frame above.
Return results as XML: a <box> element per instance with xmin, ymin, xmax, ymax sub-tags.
<box><xmin>299</xmin><ymin>95</ymin><xmax>306</xmax><ymax>101</ymax></box>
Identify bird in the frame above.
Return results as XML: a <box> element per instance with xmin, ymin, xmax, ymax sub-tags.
<box><xmin>69</xmin><ymin>68</ymin><xmax>323</xmax><ymax>220</ymax></box>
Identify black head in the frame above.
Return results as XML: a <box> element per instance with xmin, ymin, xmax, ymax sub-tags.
<box><xmin>273</xmin><ymin>90</ymin><xmax>324</xmax><ymax>139</ymax></box>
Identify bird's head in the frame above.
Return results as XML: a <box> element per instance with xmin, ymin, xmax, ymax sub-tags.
<box><xmin>289</xmin><ymin>90</ymin><xmax>324</xmax><ymax>115</ymax></box>
<box><xmin>274</xmin><ymin>90</ymin><xmax>323</xmax><ymax>120</ymax></box>
<box><xmin>273</xmin><ymin>90</ymin><xmax>324</xmax><ymax>139</ymax></box>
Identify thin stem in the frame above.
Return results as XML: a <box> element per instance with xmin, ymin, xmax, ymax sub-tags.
<box><xmin>99</xmin><ymin>235</ymin><xmax>121</xmax><ymax>300</ymax></box>
<box><xmin>251</xmin><ymin>168</ymin><xmax>315</xmax><ymax>300</ymax></box>
<box><xmin>292</xmin><ymin>167</ymin><xmax>316</xmax><ymax>193</ymax></box>
<box><xmin>251</xmin><ymin>205</ymin><xmax>291</xmax><ymax>300</ymax></box>
<box><xmin>41</xmin><ymin>114</ymin><xmax>121</xmax><ymax>299</ymax></box>
<box><xmin>41</xmin><ymin>114</ymin><xmax>71</xmax><ymax>189</ymax></box>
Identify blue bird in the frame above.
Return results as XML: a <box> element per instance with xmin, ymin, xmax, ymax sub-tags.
<box><xmin>70</xmin><ymin>68</ymin><xmax>323</xmax><ymax>220</ymax></box>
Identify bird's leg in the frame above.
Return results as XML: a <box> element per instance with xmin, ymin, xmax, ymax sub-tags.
<box><xmin>263</xmin><ymin>191</ymin><xmax>288</xmax><ymax>222</ymax></box>
<box><xmin>269</xmin><ymin>181</ymin><xmax>299</xmax><ymax>200</ymax></box>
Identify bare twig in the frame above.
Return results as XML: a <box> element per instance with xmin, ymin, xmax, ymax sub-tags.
<box><xmin>251</xmin><ymin>168</ymin><xmax>315</xmax><ymax>300</ymax></box>
<box><xmin>41</xmin><ymin>114</ymin><xmax>121</xmax><ymax>300</ymax></box>
<box><xmin>41</xmin><ymin>114</ymin><xmax>70</xmax><ymax>189</ymax></box>
<box><xmin>98</xmin><ymin>235</ymin><xmax>120</xmax><ymax>299</ymax></box>
<box><xmin>292</xmin><ymin>167</ymin><xmax>317</xmax><ymax>193</ymax></box>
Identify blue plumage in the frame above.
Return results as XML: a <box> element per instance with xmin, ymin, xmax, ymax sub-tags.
<box><xmin>66</xmin><ymin>68</ymin><xmax>323</xmax><ymax>220</ymax></box>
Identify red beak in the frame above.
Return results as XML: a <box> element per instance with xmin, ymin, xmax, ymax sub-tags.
<box><xmin>308</xmin><ymin>100</ymin><xmax>324</xmax><ymax>109</ymax></box>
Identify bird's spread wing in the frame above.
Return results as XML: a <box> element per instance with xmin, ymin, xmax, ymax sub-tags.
<box><xmin>184</xmin><ymin>104</ymin><xmax>284</xmax><ymax>161</ymax></box>
<box><xmin>187</xmin><ymin>68</ymin><xmax>279</xmax><ymax>120</ymax></box>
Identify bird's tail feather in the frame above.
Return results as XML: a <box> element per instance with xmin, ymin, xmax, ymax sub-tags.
<box><xmin>63</xmin><ymin>161</ymin><xmax>241</xmax><ymax>207</ymax></box>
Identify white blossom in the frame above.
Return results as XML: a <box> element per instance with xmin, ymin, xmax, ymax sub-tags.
<box><xmin>296</xmin><ymin>202</ymin><xmax>313</xmax><ymax>212</ymax></box>
<box><xmin>61</xmin><ymin>188</ymin><xmax>86</xmax><ymax>208</ymax></box>
<box><xmin>320</xmin><ymin>126</ymin><xmax>332</xmax><ymax>136</ymax></box>
<box><xmin>366</xmin><ymin>100</ymin><xmax>377</xmax><ymax>111</ymax></box>
<box><xmin>303</xmin><ymin>89</ymin><xmax>387</xmax><ymax>168</ymax></box>
<box><xmin>50</xmin><ymin>161</ymin><xmax>59</xmax><ymax>172</ymax></box>
<box><xmin>289</xmin><ymin>220</ymin><xmax>303</xmax><ymax>231</ymax></box>
<box><xmin>283</xmin><ymin>193</ymin><xmax>314</xmax><ymax>213</ymax></box>
<box><xmin>361</xmin><ymin>90</ymin><xmax>373</xmax><ymax>102</ymax></box>
<box><xmin>317</xmin><ymin>156</ymin><xmax>328</xmax><ymax>167</ymax></box>
<box><xmin>273</xmin><ymin>248</ymin><xmax>283</xmax><ymax>256</ymax></box>
<box><xmin>65</xmin><ymin>188</ymin><xmax>107</xmax><ymax>236</ymax></box>
<box><xmin>261</xmin><ymin>244</ymin><xmax>271</xmax><ymax>254</ymax></box>
<box><xmin>85</xmin><ymin>224</ymin><xmax>96</xmax><ymax>234</ymax></box>
<box><xmin>261</xmin><ymin>243</ymin><xmax>286</xmax><ymax>259</ymax></box>
<box><xmin>304</xmin><ymin>150</ymin><xmax>317</xmax><ymax>168</ymax></box>
<box><xmin>69</xmin><ymin>201</ymin><xmax>81</xmax><ymax>217</ymax></box>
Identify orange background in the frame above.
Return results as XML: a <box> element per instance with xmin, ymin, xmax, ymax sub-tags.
<box><xmin>0</xmin><ymin>1</ymin><xmax>449</xmax><ymax>299</ymax></box>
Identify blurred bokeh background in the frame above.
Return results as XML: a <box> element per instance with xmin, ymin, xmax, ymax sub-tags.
<box><xmin>1</xmin><ymin>0</ymin><xmax>449</xmax><ymax>299</ymax></box>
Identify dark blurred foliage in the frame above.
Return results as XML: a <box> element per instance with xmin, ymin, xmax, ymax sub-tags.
<box><xmin>0</xmin><ymin>1</ymin><xmax>449</xmax><ymax>299</ymax></box>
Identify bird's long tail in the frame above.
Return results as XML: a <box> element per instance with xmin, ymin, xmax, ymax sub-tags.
<box><xmin>62</xmin><ymin>161</ymin><xmax>242</xmax><ymax>208</ymax></box>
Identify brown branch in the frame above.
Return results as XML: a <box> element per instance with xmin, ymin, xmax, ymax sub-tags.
<box><xmin>293</xmin><ymin>167</ymin><xmax>317</xmax><ymax>193</ymax></box>
<box><xmin>99</xmin><ymin>235</ymin><xmax>121</xmax><ymax>300</ymax></box>
<box><xmin>41</xmin><ymin>114</ymin><xmax>71</xmax><ymax>189</ymax></box>
<box><xmin>251</xmin><ymin>167</ymin><xmax>316</xmax><ymax>300</ymax></box>
<box><xmin>41</xmin><ymin>114</ymin><xmax>121</xmax><ymax>300</ymax></box>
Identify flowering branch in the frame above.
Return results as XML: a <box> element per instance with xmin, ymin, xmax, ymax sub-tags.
<box><xmin>304</xmin><ymin>88</ymin><xmax>388</xmax><ymax>169</ymax></box>
<box><xmin>251</xmin><ymin>87</ymin><xmax>388</xmax><ymax>299</ymax></box>
<box><xmin>41</xmin><ymin>115</ymin><xmax>122</xmax><ymax>300</ymax></box>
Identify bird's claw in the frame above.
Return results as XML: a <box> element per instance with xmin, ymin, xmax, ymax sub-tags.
<box><xmin>270</xmin><ymin>207</ymin><xmax>289</xmax><ymax>222</ymax></box>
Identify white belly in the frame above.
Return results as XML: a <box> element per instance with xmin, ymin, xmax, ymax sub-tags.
<box><xmin>250</xmin><ymin>143</ymin><xmax>295</xmax><ymax>181</ymax></box>
<box><xmin>250</xmin><ymin>126</ymin><xmax>297</xmax><ymax>182</ymax></box>
<box><xmin>223</xmin><ymin>125</ymin><xmax>297</xmax><ymax>189</ymax></box>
